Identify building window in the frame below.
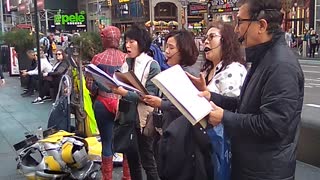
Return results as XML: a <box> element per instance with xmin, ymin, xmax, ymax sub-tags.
<box><xmin>155</xmin><ymin>3</ymin><xmax>176</xmax><ymax>18</ymax></box>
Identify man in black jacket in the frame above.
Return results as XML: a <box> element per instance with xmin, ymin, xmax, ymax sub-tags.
<box><xmin>189</xmin><ymin>0</ymin><xmax>304</xmax><ymax>179</ymax></box>
<box><xmin>21</xmin><ymin>50</ymin><xmax>38</xmax><ymax>96</ymax></box>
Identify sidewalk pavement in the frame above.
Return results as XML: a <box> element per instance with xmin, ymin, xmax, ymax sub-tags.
<box><xmin>0</xmin><ymin>72</ymin><xmax>128</xmax><ymax>180</ymax></box>
<box><xmin>1</xmin><ymin>70</ymin><xmax>320</xmax><ymax>179</ymax></box>
<box><xmin>291</xmin><ymin>47</ymin><xmax>320</xmax><ymax>60</ymax></box>
<box><xmin>0</xmin><ymin>73</ymin><xmax>52</xmax><ymax>179</ymax></box>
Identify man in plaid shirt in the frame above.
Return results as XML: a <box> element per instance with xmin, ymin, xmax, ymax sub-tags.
<box><xmin>86</xmin><ymin>26</ymin><xmax>131</xmax><ymax>180</ymax></box>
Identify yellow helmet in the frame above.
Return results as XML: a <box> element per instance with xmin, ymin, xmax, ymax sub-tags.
<box><xmin>17</xmin><ymin>132</ymin><xmax>90</xmax><ymax>179</ymax></box>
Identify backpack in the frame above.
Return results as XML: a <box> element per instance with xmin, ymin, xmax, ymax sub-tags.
<box><xmin>149</xmin><ymin>44</ymin><xmax>170</xmax><ymax>71</ymax></box>
<box><xmin>40</xmin><ymin>37</ymin><xmax>50</xmax><ymax>51</ymax></box>
<box><xmin>52</xmin><ymin>41</ymin><xmax>57</xmax><ymax>51</ymax></box>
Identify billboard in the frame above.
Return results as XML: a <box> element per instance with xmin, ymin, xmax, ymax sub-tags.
<box><xmin>54</xmin><ymin>11</ymin><xmax>86</xmax><ymax>26</ymax></box>
<box><xmin>189</xmin><ymin>3</ymin><xmax>207</xmax><ymax>15</ymax></box>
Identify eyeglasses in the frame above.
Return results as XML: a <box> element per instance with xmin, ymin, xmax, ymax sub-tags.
<box><xmin>202</xmin><ymin>33</ymin><xmax>222</xmax><ymax>43</ymax></box>
<box><xmin>236</xmin><ymin>18</ymin><xmax>258</xmax><ymax>26</ymax></box>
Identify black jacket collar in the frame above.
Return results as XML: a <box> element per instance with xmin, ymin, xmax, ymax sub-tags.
<box><xmin>245</xmin><ymin>31</ymin><xmax>284</xmax><ymax>66</ymax></box>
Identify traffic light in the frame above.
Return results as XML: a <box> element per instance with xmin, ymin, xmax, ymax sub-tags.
<box><xmin>106</xmin><ymin>0</ymin><xmax>112</xmax><ymax>7</ymax></box>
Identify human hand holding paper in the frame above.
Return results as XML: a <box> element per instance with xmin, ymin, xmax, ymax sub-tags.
<box><xmin>143</xmin><ymin>95</ymin><xmax>162</xmax><ymax>108</ymax></box>
<box><xmin>208</xmin><ymin>101</ymin><xmax>223</xmax><ymax>126</ymax></box>
<box><xmin>198</xmin><ymin>90</ymin><xmax>211</xmax><ymax>101</ymax></box>
<box><xmin>111</xmin><ymin>86</ymin><xmax>128</xmax><ymax>97</ymax></box>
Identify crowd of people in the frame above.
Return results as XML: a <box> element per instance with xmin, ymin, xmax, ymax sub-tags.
<box><xmin>20</xmin><ymin>47</ymin><xmax>69</xmax><ymax>104</ymax></box>
<box><xmin>83</xmin><ymin>0</ymin><xmax>304</xmax><ymax>180</ymax></box>
<box><xmin>0</xmin><ymin>0</ymin><xmax>305</xmax><ymax>179</ymax></box>
<box><xmin>285</xmin><ymin>28</ymin><xmax>320</xmax><ymax>58</ymax></box>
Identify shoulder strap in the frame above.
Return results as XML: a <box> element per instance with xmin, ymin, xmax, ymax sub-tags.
<box><xmin>140</xmin><ymin>60</ymin><xmax>154</xmax><ymax>82</ymax></box>
<box><xmin>129</xmin><ymin>58</ymin><xmax>135</xmax><ymax>71</ymax></box>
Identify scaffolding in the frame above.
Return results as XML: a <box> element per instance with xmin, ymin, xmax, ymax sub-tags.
<box><xmin>17</xmin><ymin>9</ymin><xmax>60</xmax><ymax>34</ymax></box>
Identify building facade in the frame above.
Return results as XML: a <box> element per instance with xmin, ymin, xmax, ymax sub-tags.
<box><xmin>15</xmin><ymin>0</ymin><xmax>85</xmax><ymax>33</ymax></box>
<box><xmin>282</xmin><ymin>0</ymin><xmax>311</xmax><ymax>35</ymax></box>
<box><xmin>208</xmin><ymin>0</ymin><xmax>240</xmax><ymax>26</ymax></box>
<box><xmin>108</xmin><ymin>0</ymin><xmax>207</xmax><ymax>33</ymax></box>
<box><xmin>110</xmin><ymin>0</ymin><xmax>149</xmax><ymax>32</ymax></box>
<box><xmin>78</xmin><ymin>0</ymin><xmax>112</xmax><ymax>32</ymax></box>
<box><xmin>315</xmin><ymin>0</ymin><xmax>320</xmax><ymax>32</ymax></box>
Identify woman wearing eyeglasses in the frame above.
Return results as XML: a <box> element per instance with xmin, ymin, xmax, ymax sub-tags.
<box><xmin>32</xmin><ymin>49</ymin><xmax>69</xmax><ymax>104</ymax></box>
<box><xmin>200</xmin><ymin>21</ymin><xmax>247</xmax><ymax>180</ymax></box>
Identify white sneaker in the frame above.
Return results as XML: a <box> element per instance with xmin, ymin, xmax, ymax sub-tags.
<box><xmin>32</xmin><ymin>97</ymin><xmax>44</xmax><ymax>104</ymax></box>
<box><xmin>42</xmin><ymin>96</ymin><xmax>52</xmax><ymax>102</ymax></box>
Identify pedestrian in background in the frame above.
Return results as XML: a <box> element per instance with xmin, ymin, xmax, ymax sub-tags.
<box><xmin>21</xmin><ymin>48</ymin><xmax>53</xmax><ymax>104</ymax></box>
<box><xmin>189</xmin><ymin>0</ymin><xmax>304</xmax><ymax>179</ymax></box>
<box><xmin>285</xmin><ymin>29</ymin><xmax>292</xmax><ymax>47</ymax></box>
<box><xmin>309</xmin><ymin>30</ymin><xmax>317</xmax><ymax>58</ymax></box>
<box><xmin>86</xmin><ymin>26</ymin><xmax>131</xmax><ymax>180</ymax></box>
<box><xmin>32</xmin><ymin>49</ymin><xmax>70</xmax><ymax>104</ymax></box>
<box><xmin>0</xmin><ymin>65</ymin><xmax>5</xmax><ymax>85</ymax></box>
<box><xmin>21</xmin><ymin>50</ymin><xmax>38</xmax><ymax>97</ymax></box>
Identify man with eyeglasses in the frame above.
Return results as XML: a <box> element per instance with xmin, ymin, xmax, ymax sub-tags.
<box><xmin>190</xmin><ymin>0</ymin><xmax>304</xmax><ymax>179</ymax></box>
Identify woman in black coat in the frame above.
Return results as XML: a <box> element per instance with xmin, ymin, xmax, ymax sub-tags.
<box><xmin>143</xmin><ymin>30</ymin><xmax>213</xmax><ymax>180</ymax></box>
<box><xmin>32</xmin><ymin>49</ymin><xmax>69</xmax><ymax>104</ymax></box>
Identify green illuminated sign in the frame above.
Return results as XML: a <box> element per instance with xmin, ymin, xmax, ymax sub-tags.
<box><xmin>54</xmin><ymin>11</ymin><xmax>86</xmax><ymax>25</ymax></box>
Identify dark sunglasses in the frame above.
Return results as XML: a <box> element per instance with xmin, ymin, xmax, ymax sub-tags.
<box><xmin>202</xmin><ymin>33</ymin><xmax>222</xmax><ymax>43</ymax></box>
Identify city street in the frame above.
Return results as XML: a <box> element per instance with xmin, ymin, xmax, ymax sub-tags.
<box><xmin>297</xmin><ymin>60</ymin><xmax>320</xmax><ymax>168</ymax></box>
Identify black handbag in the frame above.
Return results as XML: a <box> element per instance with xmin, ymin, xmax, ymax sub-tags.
<box><xmin>112</xmin><ymin>98</ymin><xmax>139</xmax><ymax>153</ymax></box>
<box><xmin>47</xmin><ymin>95</ymin><xmax>70</xmax><ymax>131</ymax></box>
<box><xmin>142</xmin><ymin>108</ymin><xmax>163</xmax><ymax>137</ymax></box>
<box><xmin>112</xmin><ymin>121</ymin><xmax>138</xmax><ymax>154</ymax></box>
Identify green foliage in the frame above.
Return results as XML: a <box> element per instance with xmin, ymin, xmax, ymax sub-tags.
<box><xmin>0</xmin><ymin>29</ymin><xmax>35</xmax><ymax>52</ymax></box>
<box><xmin>72</xmin><ymin>32</ymin><xmax>103</xmax><ymax>62</ymax></box>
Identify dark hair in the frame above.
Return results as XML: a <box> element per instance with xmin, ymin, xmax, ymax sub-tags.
<box><xmin>238</xmin><ymin>0</ymin><xmax>283</xmax><ymax>34</ymax></box>
<box><xmin>56</xmin><ymin>49</ymin><xmax>67</xmax><ymax>61</ymax></box>
<box><xmin>165</xmin><ymin>30</ymin><xmax>199</xmax><ymax>66</ymax></box>
<box><xmin>201</xmin><ymin>21</ymin><xmax>245</xmax><ymax>73</ymax></box>
<box><xmin>123</xmin><ymin>24</ymin><xmax>152</xmax><ymax>54</ymax></box>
